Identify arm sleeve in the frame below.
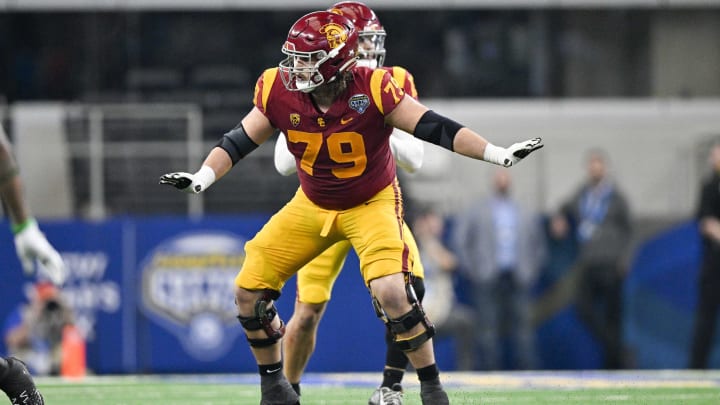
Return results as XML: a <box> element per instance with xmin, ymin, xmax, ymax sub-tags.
<box><xmin>390</xmin><ymin>129</ymin><xmax>424</xmax><ymax>173</ymax></box>
<box><xmin>273</xmin><ymin>132</ymin><xmax>297</xmax><ymax>176</ymax></box>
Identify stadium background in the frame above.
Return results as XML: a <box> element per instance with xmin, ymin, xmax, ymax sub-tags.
<box><xmin>1</xmin><ymin>0</ymin><xmax>720</xmax><ymax>375</ymax></box>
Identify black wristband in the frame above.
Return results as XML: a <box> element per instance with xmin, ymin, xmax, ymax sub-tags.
<box><xmin>215</xmin><ymin>123</ymin><xmax>259</xmax><ymax>165</ymax></box>
<box><xmin>413</xmin><ymin>110</ymin><xmax>463</xmax><ymax>152</ymax></box>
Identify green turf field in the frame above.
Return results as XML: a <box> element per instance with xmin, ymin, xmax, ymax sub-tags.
<box><xmin>34</xmin><ymin>371</ymin><xmax>720</xmax><ymax>404</ymax></box>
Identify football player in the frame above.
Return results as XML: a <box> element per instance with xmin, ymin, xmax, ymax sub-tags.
<box><xmin>0</xmin><ymin>125</ymin><xmax>67</xmax><ymax>405</ymax></box>
<box><xmin>273</xmin><ymin>3</ymin><xmax>426</xmax><ymax>404</ymax></box>
<box><xmin>161</xmin><ymin>10</ymin><xmax>542</xmax><ymax>405</ymax></box>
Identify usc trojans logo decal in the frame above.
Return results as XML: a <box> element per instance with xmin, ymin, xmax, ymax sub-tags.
<box><xmin>319</xmin><ymin>23</ymin><xmax>347</xmax><ymax>49</ymax></box>
<box><xmin>290</xmin><ymin>113</ymin><xmax>300</xmax><ymax>127</ymax></box>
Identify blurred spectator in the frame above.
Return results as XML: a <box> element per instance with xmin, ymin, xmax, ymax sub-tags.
<box><xmin>689</xmin><ymin>141</ymin><xmax>720</xmax><ymax>369</ymax></box>
<box><xmin>412</xmin><ymin>206</ymin><xmax>475</xmax><ymax>371</ymax></box>
<box><xmin>3</xmin><ymin>282</ymin><xmax>74</xmax><ymax>376</ymax></box>
<box><xmin>452</xmin><ymin>169</ymin><xmax>545</xmax><ymax>370</ymax></box>
<box><xmin>550</xmin><ymin>149</ymin><xmax>632</xmax><ymax>369</ymax></box>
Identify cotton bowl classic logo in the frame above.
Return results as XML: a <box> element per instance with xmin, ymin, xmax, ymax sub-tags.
<box><xmin>140</xmin><ymin>231</ymin><xmax>245</xmax><ymax>361</ymax></box>
<box><xmin>349</xmin><ymin>94</ymin><xmax>370</xmax><ymax>114</ymax></box>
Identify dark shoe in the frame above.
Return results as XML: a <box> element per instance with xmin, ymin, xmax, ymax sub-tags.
<box><xmin>0</xmin><ymin>357</ymin><xmax>45</xmax><ymax>405</ymax></box>
<box><xmin>420</xmin><ymin>388</ymin><xmax>449</xmax><ymax>405</ymax></box>
<box><xmin>260</xmin><ymin>374</ymin><xmax>300</xmax><ymax>405</ymax></box>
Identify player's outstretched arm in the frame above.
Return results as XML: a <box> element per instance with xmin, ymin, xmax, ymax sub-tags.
<box><xmin>456</xmin><ymin>130</ymin><xmax>543</xmax><ymax>167</ymax></box>
<box><xmin>159</xmin><ymin>162</ymin><xmax>219</xmax><ymax>194</ymax></box>
<box><xmin>386</xmin><ymin>96</ymin><xmax>543</xmax><ymax>167</ymax></box>
<box><xmin>160</xmin><ymin>107</ymin><xmax>275</xmax><ymax>193</ymax></box>
<box><xmin>1</xmin><ymin>127</ymin><xmax>67</xmax><ymax>285</ymax></box>
<box><xmin>13</xmin><ymin>219</ymin><xmax>67</xmax><ymax>285</ymax></box>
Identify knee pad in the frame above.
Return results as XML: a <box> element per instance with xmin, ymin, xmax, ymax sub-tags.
<box><xmin>237</xmin><ymin>289</ymin><xmax>286</xmax><ymax>347</ymax></box>
<box><xmin>372</xmin><ymin>274</ymin><xmax>435</xmax><ymax>352</ymax></box>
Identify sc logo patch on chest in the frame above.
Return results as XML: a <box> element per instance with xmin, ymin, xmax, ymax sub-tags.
<box><xmin>349</xmin><ymin>94</ymin><xmax>370</xmax><ymax>114</ymax></box>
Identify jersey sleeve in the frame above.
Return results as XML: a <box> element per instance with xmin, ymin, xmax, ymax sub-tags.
<box><xmin>390</xmin><ymin>66</ymin><xmax>419</xmax><ymax>100</ymax></box>
<box><xmin>369</xmin><ymin>69</ymin><xmax>406</xmax><ymax>117</ymax></box>
<box><xmin>253</xmin><ymin>68</ymin><xmax>280</xmax><ymax>115</ymax></box>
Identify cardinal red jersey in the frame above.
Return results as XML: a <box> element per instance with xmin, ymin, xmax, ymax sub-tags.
<box><xmin>253</xmin><ymin>66</ymin><xmax>406</xmax><ymax>210</ymax></box>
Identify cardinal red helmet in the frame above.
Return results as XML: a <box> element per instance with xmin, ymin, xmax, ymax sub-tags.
<box><xmin>279</xmin><ymin>11</ymin><xmax>358</xmax><ymax>92</ymax></box>
<box><xmin>329</xmin><ymin>1</ymin><xmax>386</xmax><ymax>68</ymax></box>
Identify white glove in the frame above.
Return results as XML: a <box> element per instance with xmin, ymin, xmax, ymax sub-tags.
<box><xmin>14</xmin><ymin>219</ymin><xmax>67</xmax><ymax>285</ymax></box>
<box><xmin>159</xmin><ymin>165</ymin><xmax>216</xmax><ymax>194</ymax></box>
<box><xmin>483</xmin><ymin>137</ymin><xmax>543</xmax><ymax>167</ymax></box>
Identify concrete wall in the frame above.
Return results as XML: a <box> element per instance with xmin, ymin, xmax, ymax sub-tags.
<box><xmin>11</xmin><ymin>103</ymin><xmax>74</xmax><ymax>219</ymax></box>
<box><xmin>651</xmin><ymin>11</ymin><xmax>720</xmax><ymax>97</ymax></box>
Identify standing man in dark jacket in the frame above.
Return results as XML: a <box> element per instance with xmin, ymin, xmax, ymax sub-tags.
<box><xmin>689</xmin><ymin>141</ymin><xmax>720</xmax><ymax>369</ymax></box>
<box><xmin>551</xmin><ymin>148</ymin><xmax>632</xmax><ymax>369</ymax></box>
<box><xmin>453</xmin><ymin>169</ymin><xmax>545</xmax><ymax>370</ymax></box>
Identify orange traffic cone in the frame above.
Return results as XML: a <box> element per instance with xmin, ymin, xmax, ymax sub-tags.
<box><xmin>60</xmin><ymin>324</ymin><xmax>86</xmax><ymax>378</ymax></box>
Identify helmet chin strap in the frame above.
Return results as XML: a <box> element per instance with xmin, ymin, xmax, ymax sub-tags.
<box><xmin>300</xmin><ymin>69</ymin><xmax>329</xmax><ymax>92</ymax></box>
<box><xmin>356</xmin><ymin>59</ymin><xmax>377</xmax><ymax>69</ymax></box>
<box><xmin>327</xmin><ymin>42</ymin><xmax>346</xmax><ymax>59</ymax></box>
<box><xmin>297</xmin><ymin>81</ymin><xmax>315</xmax><ymax>93</ymax></box>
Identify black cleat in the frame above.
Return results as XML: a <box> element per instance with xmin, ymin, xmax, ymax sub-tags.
<box><xmin>420</xmin><ymin>377</ymin><xmax>449</xmax><ymax>405</ymax></box>
<box><xmin>420</xmin><ymin>388</ymin><xmax>449</xmax><ymax>405</ymax></box>
<box><xmin>260</xmin><ymin>374</ymin><xmax>300</xmax><ymax>405</ymax></box>
<box><xmin>0</xmin><ymin>357</ymin><xmax>45</xmax><ymax>405</ymax></box>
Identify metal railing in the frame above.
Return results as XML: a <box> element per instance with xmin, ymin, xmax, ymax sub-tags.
<box><xmin>64</xmin><ymin>103</ymin><xmax>206</xmax><ymax>218</ymax></box>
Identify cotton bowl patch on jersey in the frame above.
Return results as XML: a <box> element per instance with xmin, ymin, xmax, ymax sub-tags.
<box><xmin>139</xmin><ymin>231</ymin><xmax>247</xmax><ymax>361</ymax></box>
<box><xmin>349</xmin><ymin>94</ymin><xmax>370</xmax><ymax>114</ymax></box>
